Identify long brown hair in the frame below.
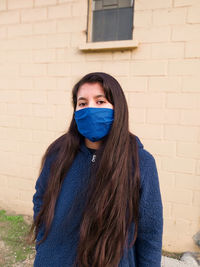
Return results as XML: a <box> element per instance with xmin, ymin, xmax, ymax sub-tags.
<box><xmin>28</xmin><ymin>72</ymin><xmax>141</xmax><ymax>267</ymax></box>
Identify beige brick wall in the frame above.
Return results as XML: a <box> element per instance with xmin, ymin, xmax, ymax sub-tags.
<box><xmin>0</xmin><ymin>0</ymin><xmax>199</xmax><ymax>253</ymax></box>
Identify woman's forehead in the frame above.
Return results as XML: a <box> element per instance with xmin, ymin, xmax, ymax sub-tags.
<box><xmin>77</xmin><ymin>82</ymin><xmax>105</xmax><ymax>98</ymax></box>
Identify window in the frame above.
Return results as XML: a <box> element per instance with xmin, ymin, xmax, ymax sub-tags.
<box><xmin>87</xmin><ymin>0</ymin><xmax>134</xmax><ymax>42</ymax></box>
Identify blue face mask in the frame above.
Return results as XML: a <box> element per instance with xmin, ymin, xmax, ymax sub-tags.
<box><xmin>74</xmin><ymin>107</ymin><xmax>114</xmax><ymax>142</ymax></box>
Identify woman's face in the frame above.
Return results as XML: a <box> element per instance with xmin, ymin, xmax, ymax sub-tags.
<box><xmin>75</xmin><ymin>82</ymin><xmax>114</xmax><ymax>111</ymax></box>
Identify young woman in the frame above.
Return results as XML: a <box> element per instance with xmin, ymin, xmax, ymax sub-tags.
<box><xmin>29</xmin><ymin>72</ymin><xmax>163</xmax><ymax>267</ymax></box>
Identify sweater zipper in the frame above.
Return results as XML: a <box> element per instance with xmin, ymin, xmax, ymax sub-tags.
<box><xmin>91</xmin><ymin>154</ymin><xmax>96</xmax><ymax>162</ymax></box>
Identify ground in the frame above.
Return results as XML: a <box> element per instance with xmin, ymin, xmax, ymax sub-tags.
<box><xmin>0</xmin><ymin>209</ymin><xmax>35</xmax><ymax>267</ymax></box>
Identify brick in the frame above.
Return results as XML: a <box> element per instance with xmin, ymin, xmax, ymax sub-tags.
<box><xmin>149</xmin><ymin>77</ymin><xmax>181</xmax><ymax>92</ymax></box>
<box><xmin>175</xmin><ymin>174</ymin><xmax>200</xmax><ymax>190</ymax></box>
<box><xmin>59</xmin><ymin>0</ymin><xmax>74</xmax><ymax>2</ymax></box>
<box><xmin>197</xmin><ymin>160</ymin><xmax>200</xmax><ymax>175</ymax></box>
<box><xmin>182</xmin><ymin>77</ymin><xmax>200</xmax><ymax>92</ymax></box>
<box><xmin>85</xmin><ymin>50</ymin><xmax>112</xmax><ymax>62</ymax></box>
<box><xmin>129</xmin><ymin>92</ymin><xmax>165</xmax><ymax>108</ymax></box>
<box><xmin>0</xmin><ymin>103</ymin><xmax>6</xmax><ymax>115</ymax></box>
<box><xmin>0</xmin><ymin>90</ymin><xmax>20</xmax><ymax>103</ymax></box>
<box><xmin>131</xmin><ymin>61</ymin><xmax>167</xmax><ymax>76</ymax></box>
<box><xmin>6</xmin><ymin>50</ymin><xmax>32</xmax><ymax>63</ymax></box>
<box><xmin>177</xmin><ymin>141</ymin><xmax>200</xmax><ymax>158</ymax></box>
<box><xmin>134</xmin><ymin>10</ymin><xmax>152</xmax><ymax>27</ymax></box>
<box><xmin>47</xmin><ymin>117</ymin><xmax>67</xmax><ymax>131</ymax></box>
<box><xmin>32</xmin><ymin>104</ymin><xmax>55</xmax><ymax>117</ymax></box>
<box><xmin>57</xmin><ymin>17</ymin><xmax>88</xmax><ymax>33</ymax></box>
<box><xmin>21</xmin><ymin>117</ymin><xmax>47</xmax><ymax>130</ymax></box>
<box><xmin>131</xmin><ymin>44</ymin><xmax>151</xmax><ymax>60</ymax></box>
<box><xmin>193</xmin><ymin>191</ymin><xmax>200</xmax><ymax>206</ymax></box>
<box><xmin>47</xmin><ymin>34</ymin><xmax>70</xmax><ymax>48</ymax></box>
<box><xmin>35</xmin><ymin>0</ymin><xmax>57</xmax><ymax>6</ymax></box>
<box><xmin>21</xmin><ymin>8</ymin><xmax>47</xmax><ymax>22</ymax></box>
<box><xmin>2</xmin><ymin>188</ymin><xmax>19</xmax><ymax>200</ymax></box>
<box><xmin>34</xmin><ymin>77</ymin><xmax>57</xmax><ymax>90</ymax></box>
<box><xmin>187</xmin><ymin>6</ymin><xmax>200</xmax><ymax>23</ymax></box>
<box><xmin>144</xmin><ymin>140</ymin><xmax>176</xmax><ymax>156</ymax></box>
<box><xmin>172</xmin><ymin>25</ymin><xmax>200</xmax><ymax>41</ymax></box>
<box><xmin>0</xmin><ymin>0</ymin><xmax>6</xmax><ymax>11</ymax></box>
<box><xmin>48</xmin><ymin>5</ymin><xmax>71</xmax><ymax>19</ymax></box>
<box><xmin>8</xmin><ymin>0</ymin><xmax>33</xmax><ymax>9</ymax></box>
<box><xmin>56</xmin><ymin>47</ymin><xmax>85</xmax><ymax>62</ymax></box>
<box><xmin>2</xmin><ymin>36</ymin><xmax>47</xmax><ymax>50</ymax></box>
<box><xmin>172</xmin><ymin>203</ymin><xmax>200</xmax><ymax>221</ymax></box>
<box><xmin>47</xmin><ymin>63</ymin><xmax>71</xmax><ymax>76</ymax></box>
<box><xmin>174</xmin><ymin>0</ymin><xmax>200</xmax><ymax>7</ymax></box>
<box><xmin>134</xmin><ymin>26</ymin><xmax>171</xmax><ymax>43</ymax></box>
<box><xmin>19</xmin><ymin>141</ymin><xmax>47</xmax><ymax>157</ymax></box>
<box><xmin>162</xmin><ymin>157</ymin><xmax>195</xmax><ymax>173</ymax></box>
<box><xmin>0</xmin><ymin>63</ymin><xmax>19</xmax><ymax>76</ymax></box>
<box><xmin>5</xmin><ymin>128</ymin><xmax>32</xmax><ymax>142</ymax></box>
<box><xmin>7</xmin><ymin>103</ymin><xmax>32</xmax><ymax>116</ymax></box>
<box><xmin>101</xmin><ymin>61</ymin><xmax>130</xmax><ymax>77</ymax></box>
<box><xmin>159</xmin><ymin>171</ymin><xmax>175</xmax><ymax>187</ymax></box>
<box><xmin>33</xmin><ymin>49</ymin><xmax>56</xmax><ymax>63</ymax></box>
<box><xmin>20</xmin><ymin>63</ymin><xmax>47</xmax><ymax>76</ymax></box>
<box><xmin>153</xmin><ymin>8</ymin><xmax>186</xmax><ymax>26</ymax></box>
<box><xmin>0</xmin><ymin>78</ymin><xmax>33</xmax><ymax>90</ymax></box>
<box><xmin>151</xmin><ymin>43</ymin><xmax>184</xmax><ymax>59</ymax></box>
<box><xmin>54</xmin><ymin>104</ymin><xmax>72</xmax><ymax>118</ymax></box>
<box><xmin>162</xmin><ymin>187</ymin><xmax>193</xmax><ymax>205</ymax></box>
<box><xmin>56</xmin><ymin>77</ymin><xmax>72</xmax><ymax>91</ymax></box>
<box><xmin>169</xmin><ymin>59</ymin><xmax>200</xmax><ymax>75</ymax></box>
<box><xmin>164</xmin><ymin>125</ymin><xmax>199</xmax><ymax>141</ymax></box>
<box><xmin>47</xmin><ymin>91</ymin><xmax>70</xmax><ymax>104</ymax></box>
<box><xmin>33</xmin><ymin>21</ymin><xmax>56</xmax><ymax>34</ymax></box>
<box><xmin>185</xmin><ymin>41</ymin><xmax>200</xmax><ymax>58</ymax></box>
<box><xmin>71</xmin><ymin>1</ymin><xmax>87</xmax><ymax>17</ymax></box>
<box><xmin>0</xmin><ymin>26</ymin><xmax>6</xmax><ymax>39</ymax></box>
<box><xmin>0</xmin><ymin>175</ymin><xmax>7</xmax><ymax>187</ymax></box>
<box><xmin>147</xmin><ymin>108</ymin><xmax>181</xmax><ymax>124</ymax></box>
<box><xmin>0</xmin><ymin>139</ymin><xmax>20</xmax><ymax>153</ymax></box>
<box><xmin>166</xmin><ymin>93</ymin><xmax>198</xmax><ymax>109</ymax></box>
<box><xmin>7</xmin><ymin>176</ymin><xmax>34</xmax><ymax>191</ymax></box>
<box><xmin>21</xmin><ymin>91</ymin><xmax>47</xmax><ymax>104</ymax></box>
<box><xmin>120</xmin><ymin>77</ymin><xmax>148</xmax><ymax>92</ymax></box>
<box><xmin>70</xmin><ymin>32</ymin><xmax>86</xmax><ymax>48</ymax></box>
<box><xmin>135</xmin><ymin>0</ymin><xmax>172</xmax><ymax>10</ymax></box>
<box><xmin>130</xmin><ymin>124</ymin><xmax>163</xmax><ymax>139</ymax></box>
<box><xmin>0</xmin><ymin>11</ymin><xmax>19</xmax><ymax>25</ymax></box>
<box><xmin>71</xmin><ymin>62</ymin><xmax>100</xmax><ymax>76</ymax></box>
<box><xmin>32</xmin><ymin>130</ymin><xmax>55</xmax><ymax>143</ymax></box>
<box><xmin>180</xmin><ymin>110</ymin><xmax>200</xmax><ymax>126</ymax></box>
<box><xmin>0</xmin><ymin>115</ymin><xmax>20</xmax><ymax>127</ymax></box>
<box><xmin>129</xmin><ymin>108</ymin><xmax>145</xmax><ymax>123</ymax></box>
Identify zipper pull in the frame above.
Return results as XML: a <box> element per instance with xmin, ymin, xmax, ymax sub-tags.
<box><xmin>91</xmin><ymin>154</ymin><xmax>96</xmax><ymax>162</ymax></box>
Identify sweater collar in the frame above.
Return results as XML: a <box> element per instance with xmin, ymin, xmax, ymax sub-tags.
<box><xmin>79</xmin><ymin>135</ymin><xmax>144</xmax><ymax>153</ymax></box>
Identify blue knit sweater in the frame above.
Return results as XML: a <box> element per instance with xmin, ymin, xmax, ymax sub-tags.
<box><xmin>32</xmin><ymin>136</ymin><xmax>163</xmax><ymax>267</ymax></box>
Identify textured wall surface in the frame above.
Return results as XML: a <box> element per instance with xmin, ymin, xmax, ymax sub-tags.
<box><xmin>0</xmin><ymin>0</ymin><xmax>199</xmax><ymax>252</ymax></box>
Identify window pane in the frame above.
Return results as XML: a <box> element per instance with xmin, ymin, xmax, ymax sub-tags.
<box><xmin>92</xmin><ymin>6</ymin><xmax>133</xmax><ymax>42</ymax></box>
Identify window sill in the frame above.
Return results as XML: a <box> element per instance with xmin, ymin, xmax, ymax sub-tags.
<box><xmin>79</xmin><ymin>40</ymin><xmax>139</xmax><ymax>52</ymax></box>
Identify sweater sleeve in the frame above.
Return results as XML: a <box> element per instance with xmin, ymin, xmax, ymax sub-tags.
<box><xmin>135</xmin><ymin>155</ymin><xmax>163</xmax><ymax>267</ymax></box>
<box><xmin>32</xmin><ymin>155</ymin><xmax>53</xmax><ymax>222</ymax></box>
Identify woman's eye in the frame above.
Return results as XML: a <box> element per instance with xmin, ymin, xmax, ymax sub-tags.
<box><xmin>97</xmin><ymin>100</ymin><xmax>105</xmax><ymax>104</ymax></box>
<box><xmin>79</xmin><ymin>103</ymin><xmax>86</xmax><ymax>107</ymax></box>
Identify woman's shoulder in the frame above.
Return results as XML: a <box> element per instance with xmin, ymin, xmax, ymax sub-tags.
<box><xmin>135</xmin><ymin>135</ymin><xmax>158</xmax><ymax>180</ymax></box>
<box><xmin>135</xmin><ymin>135</ymin><xmax>156</xmax><ymax>164</ymax></box>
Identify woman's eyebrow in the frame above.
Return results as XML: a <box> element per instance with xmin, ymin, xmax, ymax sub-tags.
<box><xmin>77</xmin><ymin>95</ymin><xmax>106</xmax><ymax>101</ymax></box>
